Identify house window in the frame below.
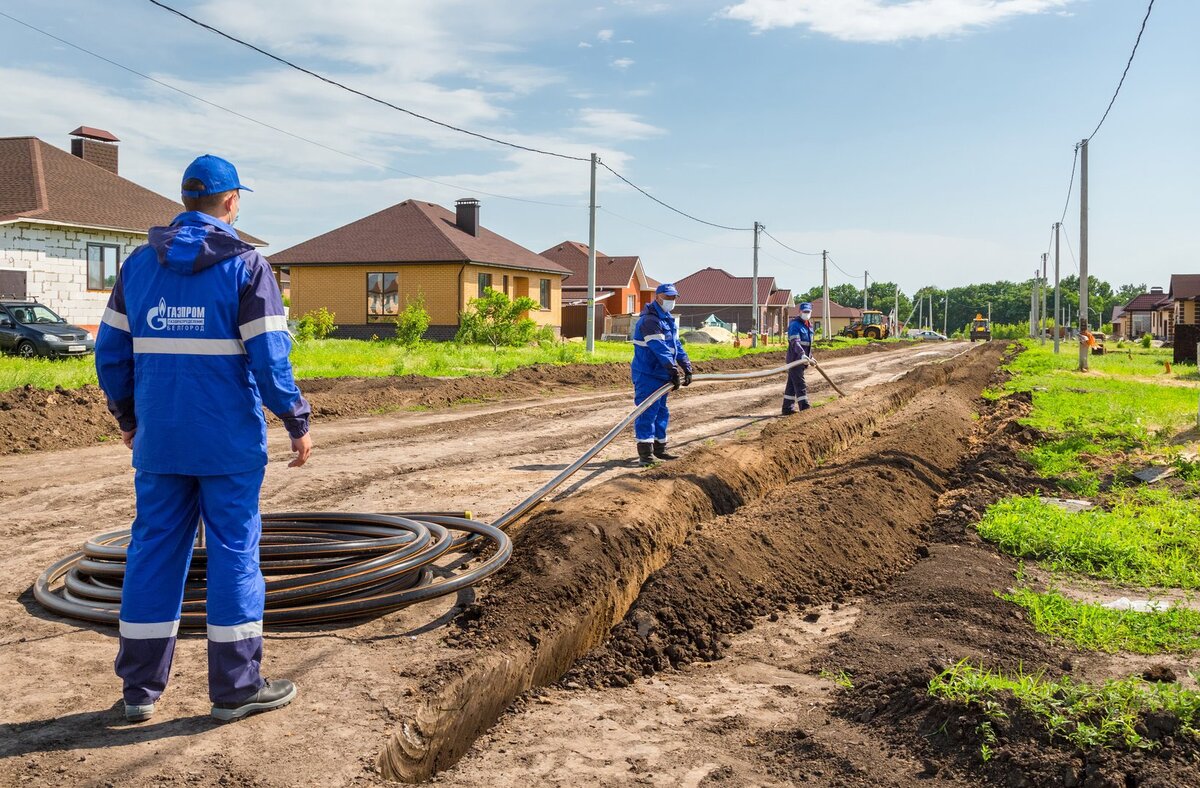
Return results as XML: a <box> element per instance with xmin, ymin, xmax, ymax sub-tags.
<box><xmin>478</xmin><ymin>272</ymin><xmax>493</xmax><ymax>296</ymax></box>
<box><xmin>87</xmin><ymin>243</ymin><xmax>120</xmax><ymax>291</ymax></box>
<box><xmin>627</xmin><ymin>294</ymin><xmax>635</xmax><ymax>314</ymax></box>
<box><xmin>540</xmin><ymin>279</ymin><xmax>551</xmax><ymax>309</ymax></box>
<box><xmin>1131</xmin><ymin>314</ymin><xmax>1151</xmax><ymax>337</ymax></box>
<box><xmin>502</xmin><ymin>275</ymin><xmax>509</xmax><ymax>294</ymax></box>
<box><xmin>366</xmin><ymin>273</ymin><xmax>399</xmax><ymax>322</ymax></box>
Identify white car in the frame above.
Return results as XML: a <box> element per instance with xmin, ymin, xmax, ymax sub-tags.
<box><xmin>913</xmin><ymin>330</ymin><xmax>948</xmax><ymax>341</ymax></box>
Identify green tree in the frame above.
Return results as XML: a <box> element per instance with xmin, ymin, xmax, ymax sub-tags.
<box><xmin>1114</xmin><ymin>282</ymin><xmax>1149</xmax><ymax>307</ymax></box>
<box><xmin>393</xmin><ymin>292</ymin><xmax>430</xmax><ymax>347</ymax></box>
<box><xmin>295</xmin><ymin>307</ymin><xmax>336</xmax><ymax>341</ymax></box>
<box><xmin>456</xmin><ymin>288</ymin><xmax>540</xmax><ymax>350</ymax></box>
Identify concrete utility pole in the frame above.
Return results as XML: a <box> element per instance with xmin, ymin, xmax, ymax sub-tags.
<box><xmin>586</xmin><ymin>152</ymin><xmax>598</xmax><ymax>353</ymax></box>
<box><xmin>943</xmin><ymin>296</ymin><xmax>948</xmax><ymax>336</ymax></box>
<box><xmin>1054</xmin><ymin>222</ymin><xmax>1061</xmax><ymax>354</ymax></box>
<box><xmin>1041</xmin><ymin>253</ymin><xmax>1048</xmax><ymax>346</ymax></box>
<box><xmin>1030</xmin><ymin>274</ymin><xmax>1037</xmax><ymax>338</ymax></box>
<box><xmin>751</xmin><ymin>222</ymin><xmax>761</xmax><ymax>348</ymax></box>
<box><xmin>894</xmin><ymin>287</ymin><xmax>899</xmax><ymax>334</ymax></box>
<box><xmin>822</xmin><ymin>250</ymin><xmax>831</xmax><ymax>340</ymax></box>
<box><xmin>1079</xmin><ymin>139</ymin><xmax>1089</xmax><ymax>371</ymax></box>
<box><xmin>988</xmin><ymin>302</ymin><xmax>992</xmax><ymax>323</ymax></box>
<box><xmin>863</xmin><ymin>271</ymin><xmax>869</xmax><ymax>311</ymax></box>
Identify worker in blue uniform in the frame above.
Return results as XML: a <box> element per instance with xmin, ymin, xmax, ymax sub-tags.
<box><xmin>783</xmin><ymin>302</ymin><xmax>816</xmax><ymax>414</ymax></box>
<box><xmin>95</xmin><ymin>155</ymin><xmax>311</xmax><ymax>723</ymax></box>
<box><xmin>631</xmin><ymin>282</ymin><xmax>692</xmax><ymax>467</ymax></box>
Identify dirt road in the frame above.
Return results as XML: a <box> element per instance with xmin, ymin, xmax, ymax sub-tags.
<box><xmin>0</xmin><ymin>341</ymin><xmax>969</xmax><ymax>788</ymax></box>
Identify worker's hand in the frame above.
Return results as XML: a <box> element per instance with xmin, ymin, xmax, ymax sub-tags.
<box><xmin>682</xmin><ymin>367</ymin><xmax>693</xmax><ymax>387</ymax></box>
<box><xmin>289</xmin><ymin>433</ymin><xmax>312</xmax><ymax>468</ymax></box>
<box><xmin>120</xmin><ymin>429</ymin><xmax>135</xmax><ymax>450</ymax></box>
<box><xmin>668</xmin><ymin>367</ymin><xmax>682</xmax><ymax>391</ymax></box>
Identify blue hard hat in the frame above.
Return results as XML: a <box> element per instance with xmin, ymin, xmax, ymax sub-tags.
<box><xmin>656</xmin><ymin>282</ymin><xmax>679</xmax><ymax>297</ymax></box>
<box><xmin>799</xmin><ymin>302</ymin><xmax>813</xmax><ymax>311</ymax></box>
<box><xmin>182</xmin><ymin>155</ymin><xmax>253</xmax><ymax>197</ymax></box>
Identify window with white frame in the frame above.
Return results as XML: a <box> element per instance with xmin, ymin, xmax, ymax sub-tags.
<box><xmin>87</xmin><ymin>243</ymin><xmax>120</xmax><ymax>291</ymax></box>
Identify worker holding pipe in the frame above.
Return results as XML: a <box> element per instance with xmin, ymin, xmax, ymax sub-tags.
<box><xmin>631</xmin><ymin>282</ymin><xmax>693</xmax><ymax>467</ymax></box>
<box><xmin>782</xmin><ymin>302</ymin><xmax>815</xmax><ymax>414</ymax></box>
<box><xmin>95</xmin><ymin>155</ymin><xmax>310</xmax><ymax>724</ymax></box>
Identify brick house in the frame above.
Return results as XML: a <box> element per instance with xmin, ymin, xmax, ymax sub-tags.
<box><xmin>0</xmin><ymin>127</ymin><xmax>264</xmax><ymax>331</ymax></box>
<box><xmin>1169</xmin><ymin>275</ymin><xmax>1200</xmax><ymax>363</ymax></box>
<box><xmin>540</xmin><ymin>241</ymin><xmax>658</xmax><ymax>340</ymax></box>
<box><xmin>269</xmin><ymin>199</ymin><xmax>568</xmax><ymax>340</ymax></box>
<box><xmin>1112</xmin><ymin>288</ymin><xmax>1168</xmax><ymax>340</ymax></box>
<box><xmin>787</xmin><ymin>299</ymin><xmax>862</xmax><ymax>337</ymax></box>
<box><xmin>671</xmin><ymin>267</ymin><xmax>789</xmax><ymax>337</ymax></box>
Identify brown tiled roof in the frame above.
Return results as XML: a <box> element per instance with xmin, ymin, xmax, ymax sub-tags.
<box><xmin>1169</xmin><ymin>275</ymin><xmax>1200</xmax><ymax>301</ymax></box>
<box><xmin>69</xmin><ymin>126</ymin><xmax>120</xmax><ymax>142</ymax></box>
<box><xmin>767</xmin><ymin>288</ymin><xmax>792</xmax><ymax>306</ymax></box>
<box><xmin>271</xmin><ymin>200</ymin><xmax>569</xmax><ymax>275</ymax></box>
<box><xmin>0</xmin><ymin>136</ymin><xmax>265</xmax><ymax>245</ymax></box>
<box><xmin>673</xmin><ymin>267</ymin><xmax>777</xmax><ymax>306</ymax></box>
<box><xmin>540</xmin><ymin>241</ymin><xmax>652</xmax><ymax>289</ymax></box>
<box><xmin>1123</xmin><ymin>290</ymin><xmax>1167</xmax><ymax>312</ymax></box>
<box><xmin>788</xmin><ymin>299</ymin><xmax>861</xmax><ymax>320</ymax></box>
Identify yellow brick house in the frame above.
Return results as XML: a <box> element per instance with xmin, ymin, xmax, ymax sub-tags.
<box><xmin>269</xmin><ymin>198</ymin><xmax>568</xmax><ymax>340</ymax></box>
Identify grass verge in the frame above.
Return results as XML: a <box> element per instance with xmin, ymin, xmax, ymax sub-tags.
<box><xmin>976</xmin><ymin>490</ymin><xmax>1200</xmax><ymax>588</ymax></box>
<box><xmin>929</xmin><ymin>662</ymin><xmax>1200</xmax><ymax>755</ymax></box>
<box><xmin>1003</xmin><ymin>587</ymin><xmax>1200</xmax><ymax>654</ymax></box>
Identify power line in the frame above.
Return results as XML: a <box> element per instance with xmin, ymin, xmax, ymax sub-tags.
<box><xmin>0</xmin><ymin>10</ymin><xmax>585</xmax><ymax>209</ymax></box>
<box><xmin>597</xmin><ymin>207</ymin><xmax>745</xmax><ymax>249</ymax></box>
<box><xmin>824</xmin><ymin>254</ymin><xmax>855</xmax><ymax>279</ymax></box>
<box><xmin>597</xmin><ymin>161</ymin><xmax>752</xmax><ymax>232</ymax></box>
<box><xmin>1089</xmin><ymin>0</ymin><xmax>1156</xmax><ymax>141</ymax></box>
<box><xmin>146</xmin><ymin>0</ymin><xmax>588</xmax><ymax>162</ymax></box>
<box><xmin>761</xmin><ymin>229</ymin><xmax>821</xmax><ymax>257</ymax></box>
<box><xmin>1058</xmin><ymin>143</ymin><xmax>1079</xmax><ymax>225</ymax></box>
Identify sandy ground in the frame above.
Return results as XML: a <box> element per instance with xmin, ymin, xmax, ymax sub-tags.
<box><xmin>0</xmin><ymin>342</ymin><xmax>969</xmax><ymax>787</ymax></box>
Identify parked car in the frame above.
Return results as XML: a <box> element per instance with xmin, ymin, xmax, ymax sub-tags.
<box><xmin>0</xmin><ymin>300</ymin><xmax>95</xmax><ymax>358</ymax></box>
<box><xmin>913</xmin><ymin>330</ymin><xmax>948</xmax><ymax>341</ymax></box>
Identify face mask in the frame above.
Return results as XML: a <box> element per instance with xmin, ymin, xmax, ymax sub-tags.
<box><xmin>662</xmin><ymin>299</ymin><xmax>676</xmax><ymax>312</ymax></box>
<box><xmin>800</xmin><ymin>311</ymin><xmax>812</xmax><ymax>320</ymax></box>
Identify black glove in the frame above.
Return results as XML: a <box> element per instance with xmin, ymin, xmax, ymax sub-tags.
<box><xmin>668</xmin><ymin>366</ymin><xmax>682</xmax><ymax>391</ymax></box>
<box><xmin>682</xmin><ymin>366</ymin><xmax>693</xmax><ymax>387</ymax></box>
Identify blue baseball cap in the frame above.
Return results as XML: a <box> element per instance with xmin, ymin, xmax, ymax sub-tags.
<box><xmin>655</xmin><ymin>282</ymin><xmax>679</xmax><ymax>297</ymax></box>
<box><xmin>181</xmin><ymin>155</ymin><xmax>252</xmax><ymax>198</ymax></box>
<box><xmin>799</xmin><ymin>302</ymin><xmax>813</xmax><ymax>311</ymax></box>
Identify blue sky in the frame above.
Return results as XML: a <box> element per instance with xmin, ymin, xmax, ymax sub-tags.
<box><xmin>1</xmin><ymin>0</ymin><xmax>1194</xmax><ymax>298</ymax></box>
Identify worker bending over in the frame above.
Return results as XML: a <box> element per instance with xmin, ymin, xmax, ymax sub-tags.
<box><xmin>783</xmin><ymin>302</ymin><xmax>815</xmax><ymax>415</ymax></box>
<box><xmin>631</xmin><ymin>282</ymin><xmax>692</xmax><ymax>467</ymax></box>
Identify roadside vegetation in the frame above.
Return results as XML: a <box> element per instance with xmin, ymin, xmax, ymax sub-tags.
<box><xmin>1003</xmin><ymin>587</ymin><xmax>1200</xmax><ymax>654</ymax></box>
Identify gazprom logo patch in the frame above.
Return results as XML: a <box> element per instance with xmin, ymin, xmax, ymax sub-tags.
<box><xmin>146</xmin><ymin>298</ymin><xmax>205</xmax><ymax>331</ymax></box>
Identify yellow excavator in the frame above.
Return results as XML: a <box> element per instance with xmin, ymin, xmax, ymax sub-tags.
<box><xmin>840</xmin><ymin>310</ymin><xmax>890</xmax><ymax>340</ymax></box>
<box><xmin>969</xmin><ymin>314</ymin><xmax>991</xmax><ymax>342</ymax></box>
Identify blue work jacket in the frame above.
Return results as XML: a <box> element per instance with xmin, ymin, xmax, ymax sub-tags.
<box><xmin>787</xmin><ymin>316</ymin><xmax>816</xmax><ymax>362</ymax></box>
<box><xmin>631</xmin><ymin>301</ymin><xmax>691</xmax><ymax>382</ymax></box>
<box><xmin>95</xmin><ymin>212</ymin><xmax>310</xmax><ymax>476</ymax></box>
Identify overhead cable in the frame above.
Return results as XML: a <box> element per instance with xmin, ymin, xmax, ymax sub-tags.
<box><xmin>597</xmin><ymin>208</ymin><xmax>746</xmax><ymax>250</ymax></box>
<box><xmin>762</xmin><ymin>229</ymin><xmax>821</xmax><ymax>257</ymax></box>
<box><xmin>1088</xmin><ymin>0</ymin><xmax>1156</xmax><ymax>141</ymax></box>
<box><xmin>824</xmin><ymin>254</ymin><xmax>856</xmax><ymax>279</ymax></box>
<box><xmin>598</xmin><ymin>161</ymin><xmax>752</xmax><ymax>232</ymax></box>
<box><xmin>0</xmin><ymin>10</ymin><xmax>584</xmax><ymax>209</ymax></box>
<box><xmin>145</xmin><ymin>0</ymin><xmax>588</xmax><ymax>162</ymax></box>
<box><xmin>1058</xmin><ymin>144</ymin><xmax>1079</xmax><ymax>225</ymax></box>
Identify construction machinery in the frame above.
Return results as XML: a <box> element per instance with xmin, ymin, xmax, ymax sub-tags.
<box><xmin>969</xmin><ymin>314</ymin><xmax>991</xmax><ymax>342</ymax></box>
<box><xmin>840</xmin><ymin>309</ymin><xmax>890</xmax><ymax>340</ymax></box>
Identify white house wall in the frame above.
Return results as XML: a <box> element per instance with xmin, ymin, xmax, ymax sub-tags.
<box><xmin>0</xmin><ymin>222</ymin><xmax>145</xmax><ymax>326</ymax></box>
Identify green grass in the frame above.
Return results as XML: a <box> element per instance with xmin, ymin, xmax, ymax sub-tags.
<box><xmin>986</xmin><ymin>341</ymin><xmax>1198</xmax><ymax>495</ymax></box>
<box><xmin>1004</xmin><ymin>587</ymin><xmax>1200</xmax><ymax>654</ymax></box>
<box><xmin>0</xmin><ymin>337</ymin><xmax>803</xmax><ymax>392</ymax></box>
<box><xmin>928</xmin><ymin>662</ymin><xmax>1200</xmax><ymax>754</ymax></box>
<box><xmin>976</xmin><ymin>489</ymin><xmax>1200</xmax><ymax>588</ymax></box>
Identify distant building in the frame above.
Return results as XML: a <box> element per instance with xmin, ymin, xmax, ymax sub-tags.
<box><xmin>270</xmin><ymin>199</ymin><xmax>568</xmax><ymax>340</ymax></box>
<box><xmin>540</xmin><ymin>241</ymin><xmax>658</xmax><ymax>340</ymax></box>
<box><xmin>0</xmin><ymin>127</ymin><xmax>264</xmax><ymax>329</ymax></box>
<box><xmin>671</xmin><ymin>267</ymin><xmax>789</xmax><ymax>336</ymax></box>
<box><xmin>787</xmin><ymin>299</ymin><xmax>862</xmax><ymax>337</ymax></box>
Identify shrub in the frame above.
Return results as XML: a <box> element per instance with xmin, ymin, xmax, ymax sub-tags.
<box><xmin>394</xmin><ymin>292</ymin><xmax>431</xmax><ymax>347</ymax></box>
<box><xmin>455</xmin><ymin>288</ymin><xmax>540</xmax><ymax>349</ymax></box>
<box><xmin>295</xmin><ymin>307</ymin><xmax>337</xmax><ymax>341</ymax></box>
<box><xmin>1141</xmin><ymin>333</ymin><xmax>1153</xmax><ymax>349</ymax></box>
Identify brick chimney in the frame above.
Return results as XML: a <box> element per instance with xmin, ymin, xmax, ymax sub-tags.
<box><xmin>69</xmin><ymin>126</ymin><xmax>120</xmax><ymax>175</ymax></box>
<box><xmin>455</xmin><ymin>198</ymin><xmax>480</xmax><ymax>237</ymax></box>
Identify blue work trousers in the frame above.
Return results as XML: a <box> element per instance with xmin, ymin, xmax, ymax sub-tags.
<box><xmin>783</xmin><ymin>366</ymin><xmax>810</xmax><ymax>414</ymax></box>
<box><xmin>633</xmin><ymin>375</ymin><xmax>671</xmax><ymax>442</ymax></box>
<box><xmin>115</xmin><ymin>468</ymin><xmax>267</xmax><ymax>705</ymax></box>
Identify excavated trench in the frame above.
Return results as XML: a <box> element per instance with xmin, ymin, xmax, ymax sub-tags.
<box><xmin>378</xmin><ymin>342</ymin><xmax>1008</xmax><ymax>782</ymax></box>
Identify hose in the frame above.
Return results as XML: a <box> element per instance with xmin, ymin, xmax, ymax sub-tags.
<box><xmin>34</xmin><ymin>355</ymin><xmax>827</xmax><ymax>629</ymax></box>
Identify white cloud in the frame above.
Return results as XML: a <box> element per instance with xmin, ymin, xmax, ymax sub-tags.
<box><xmin>612</xmin><ymin>57</ymin><xmax>636</xmax><ymax>69</ymax></box>
<box><xmin>578</xmin><ymin>41</ymin><xmax>593</xmax><ymax>47</ymax></box>
<box><xmin>574</xmin><ymin>108</ymin><xmax>665</xmax><ymax>140</ymax></box>
<box><xmin>720</xmin><ymin>0</ymin><xmax>1073</xmax><ymax>42</ymax></box>
<box><xmin>597</xmin><ymin>28</ymin><xmax>615</xmax><ymax>41</ymax></box>
<box><xmin>620</xmin><ymin>39</ymin><xmax>636</xmax><ymax>44</ymax></box>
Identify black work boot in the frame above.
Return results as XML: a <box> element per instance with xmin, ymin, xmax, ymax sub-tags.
<box><xmin>637</xmin><ymin>442</ymin><xmax>655</xmax><ymax>467</ymax></box>
<box><xmin>211</xmin><ymin>678</ymin><xmax>297</xmax><ymax>722</ymax></box>
<box><xmin>653</xmin><ymin>441</ymin><xmax>680</xmax><ymax>460</ymax></box>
